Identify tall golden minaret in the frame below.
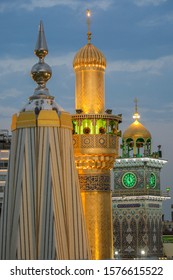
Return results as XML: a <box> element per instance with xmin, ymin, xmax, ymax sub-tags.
<box><xmin>72</xmin><ymin>10</ymin><xmax>122</xmax><ymax>259</ymax></box>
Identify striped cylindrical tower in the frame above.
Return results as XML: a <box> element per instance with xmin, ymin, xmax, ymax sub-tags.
<box><xmin>0</xmin><ymin>21</ymin><xmax>91</xmax><ymax>260</ymax></box>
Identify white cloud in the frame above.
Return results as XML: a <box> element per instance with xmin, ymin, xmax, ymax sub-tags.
<box><xmin>49</xmin><ymin>52</ymin><xmax>75</xmax><ymax>68</ymax></box>
<box><xmin>0</xmin><ymin>88</ymin><xmax>23</xmax><ymax>100</ymax></box>
<box><xmin>133</xmin><ymin>0</ymin><xmax>167</xmax><ymax>6</ymax></box>
<box><xmin>140</xmin><ymin>12</ymin><xmax>173</xmax><ymax>27</ymax></box>
<box><xmin>1</xmin><ymin>53</ymin><xmax>173</xmax><ymax>78</ymax></box>
<box><xmin>0</xmin><ymin>0</ymin><xmax>25</xmax><ymax>12</ymax></box>
<box><xmin>107</xmin><ymin>55</ymin><xmax>173</xmax><ymax>74</ymax></box>
<box><xmin>0</xmin><ymin>57</ymin><xmax>34</xmax><ymax>76</ymax></box>
<box><xmin>0</xmin><ymin>3</ymin><xmax>7</xmax><ymax>12</ymax></box>
<box><xmin>88</xmin><ymin>0</ymin><xmax>113</xmax><ymax>11</ymax></box>
<box><xmin>21</xmin><ymin>0</ymin><xmax>79</xmax><ymax>10</ymax></box>
<box><xmin>0</xmin><ymin>0</ymin><xmax>113</xmax><ymax>12</ymax></box>
<box><xmin>0</xmin><ymin>52</ymin><xmax>75</xmax><ymax>76</ymax></box>
<box><xmin>165</xmin><ymin>102</ymin><xmax>173</xmax><ymax>112</ymax></box>
<box><xmin>0</xmin><ymin>105</ymin><xmax>17</xmax><ymax>118</ymax></box>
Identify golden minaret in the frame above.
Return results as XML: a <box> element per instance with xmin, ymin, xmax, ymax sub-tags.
<box><xmin>72</xmin><ymin>10</ymin><xmax>122</xmax><ymax>259</ymax></box>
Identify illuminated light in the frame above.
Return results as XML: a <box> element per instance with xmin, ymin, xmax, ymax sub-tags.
<box><xmin>133</xmin><ymin>112</ymin><xmax>140</xmax><ymax>119</ymax></box>
<box><xmin>114</xmin><ymin>250</ymin><xmax>119</xmax><ymax>256</ymax></box>
<box><xmin>86</xmin><ymin>9</ymin><xmax>91</xmax><ymax>17</ymax></box>
<box><xmin>141</xmin><ymin>249</ymin><xmax>145</xmax><ymax>256</ymax></box>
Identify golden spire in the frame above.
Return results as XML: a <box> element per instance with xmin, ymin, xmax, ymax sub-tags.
<box><xmin>133</xmin><ymin>97</ymin><xmax>140</xmax><ymax>121</ymax></box>
<box><xmin>86</xmin><ymin>9</ymin><xmax>91</xmax><ymax>43</ymax></box>
<box><xmin>73</xmin><ymin>9</ymin><xmax>106</xmax><ymax>114</ymax></box>
<box><xmin>123</xmin><ymin>99</ymin><xmax>151</xmax><ymax>141</ymax></box>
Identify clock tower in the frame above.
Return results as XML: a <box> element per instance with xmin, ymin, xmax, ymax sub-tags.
<box><xmin>112</xmin><ymin>100</ymin><xmax>170</xmax><ymax>259</ymax></box>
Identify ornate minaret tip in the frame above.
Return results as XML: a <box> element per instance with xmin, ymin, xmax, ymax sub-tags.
<box><xmin>30</xmin><ymin>20</ymin><xmax>52</xmax><ymax>99</ymax></box>
<box><xmin>133</xmin><ymin>97</ymin><xmax>140</xmax><ymax>121</ymax></box>
<box><xmin>86</xmin><ymin>9</ymin><xmax>91</xmax><ymax>43</ymax></box>
<box><xmin>20</xmin><ymin>21</ymin><xmax>64</xmax><ymax>114</ymax></box>
<box><xmin>34</xmin><ymin>20</ymin><xmax>48</xmax><ymax>59</ymax></box>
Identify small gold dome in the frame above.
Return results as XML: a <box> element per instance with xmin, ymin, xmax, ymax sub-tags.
<box><xmin>73</xmin><ymin>43</ymin><xmax>106</xmax><ymax>69</ymax></box>
<box><xmin>123</xmin><ymin>119</ymin><xmax>151</xmax><ymax>140</ymax></box>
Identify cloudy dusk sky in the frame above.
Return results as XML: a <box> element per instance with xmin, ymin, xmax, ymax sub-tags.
<box><xmin>0</xmin><ymin>0</ymin><xmax>173</xmax><ymax>218</ymax></box>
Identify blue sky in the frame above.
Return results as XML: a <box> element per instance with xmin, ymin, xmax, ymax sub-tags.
<box><xmin>0</xmin><ymin>0</ymin><xmax>173</xmax><ymax>218</ymax></box>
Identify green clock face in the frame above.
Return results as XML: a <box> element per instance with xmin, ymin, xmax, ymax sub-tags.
<box><xmin>122</xmin><ymin>172</ymin><xmax>137</xmax><ymax>188</ymax></box>
<box><xmin>149</xmin><ymin>173</ymin><xmax>156</xmax><ymax>188</ymax></box>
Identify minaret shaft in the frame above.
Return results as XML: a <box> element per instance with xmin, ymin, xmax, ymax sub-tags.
<box><xmin>72</xmin><ymin>11</ymin><xmax>122</xmax><ymax>259</ymax></box>
<box><xmin>79</xmin><ymin>169</ymin><xmax>113</xmax><ymax>259</ymax></box>
<box><xmin>75</xmin><ymin>68</ymin><xmax>105</xmax><ymax>114</ymax></box>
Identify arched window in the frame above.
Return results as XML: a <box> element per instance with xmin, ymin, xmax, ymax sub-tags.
<box><xmin>72</xmin><ymin>120</ymin><xmax>78</xmax><ymax>134</ymax></box>
<box><xmin>125</xmin><ymin>138</ymin><xmax>134</xmax><ymax>157</ymax></box>
<box><xmin>81</xmin><ymin>119</ymin><xmax>93</xmax><ymax>134</ymax></box>
<box><xmin>136</xmin><ymin>138</ymin><xmax>145</xmax><ymax>157</ymax></box>
<box><xmin>138</xmin><ymin>217</ymin><xmax>146</xmax><ymax>250</ymax></box>
<box><xmin>122</xmin><ymin>218</ymin><xmax>129</xmax><ymax>256</ymax></box>
<box><xmin>130</xmin><ymin>218</ymin><xmax>137</xmax><ymax>257</ymax></box>
<box><xmin>109</xmin><ymin>120</ymin><xmax>116</xmax><ymax>134</ymax></box>
<box><xmin>96</xmin><ymin>119</ymin><xmax>106</xmax><ymax>134</ymax></box>
<box><xmin>113</xmin><ymin>219</ymin><xmax>121</xmax><ymax>252</ymax></box>
<box><xmin>144</xmin><ymin>139</ymin><xmax>151</xmax><ymax>156</ymax></box>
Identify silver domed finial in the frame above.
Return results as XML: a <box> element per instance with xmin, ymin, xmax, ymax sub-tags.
<box><xmin>30</xmin><ymin>21</ymin><xmax>53</xmax><ymax>100</ymax></box>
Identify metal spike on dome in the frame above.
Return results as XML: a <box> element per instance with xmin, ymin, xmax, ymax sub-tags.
<box><xmin>134</xmin><ymin>97</ymin><xmax>138</xmax><ymax>113</ymax></box>
<box><xmin>34</xmin><ymin>20</ymin><xmax>48</xmax><ymax>59</ymax></box>
<box><xmin>30</xmin><ymin>21</ymin><xmax>53</xmax><ymax>100</ymax></box>
<box><xmin>133</xmin><ymin>97</ymin><xmax>140</xmax><ymax>120</ymax></box>
<box><xmin>86</xmin><ymin>9</ymin><xmax>92</xmax><ymax>43</ymax></box>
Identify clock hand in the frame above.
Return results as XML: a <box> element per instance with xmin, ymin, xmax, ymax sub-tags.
<box><xmin>127</xmin><ymin>174</ymin><xmax>131</xmax><ymax>184</ymax></box>
<box><xmin>129</xmin><ymin>174</ymin><xmax>132</xmax><ymax>183</ymax></box>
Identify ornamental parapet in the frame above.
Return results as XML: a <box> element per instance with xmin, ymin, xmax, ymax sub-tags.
<box><xmin>72</xmin><ymin>113</ymin><xmax>122</xmax><ymax>122</ymax></box>
<box><xmin>11</xmin><ymin>110</ymin><xmax>73</xmax><ymax>131</ymax></box>
<box><xmin>73</xmin><ymin>134</ymin><xmax>118</xmax><ymax>156</ymax></box>
<box><xmin>112</xmin><ymin>189</ymin><xmax>169</xmax><ymax>198</ymax></box>
<box><xmin>114</xmin><ymin>157</ymin><xmax>167</xmax><ymax>169</ymax></box>
<box><xmin>75</xmin><ymin>154</ymin><xmax>115</xmax><ymax>170</ymax></box>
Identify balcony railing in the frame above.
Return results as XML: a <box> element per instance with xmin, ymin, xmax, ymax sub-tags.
<box><xmin>112</xmin><ymin>189</ymin><xmax>169</xmax><ymax>198</ymax></box>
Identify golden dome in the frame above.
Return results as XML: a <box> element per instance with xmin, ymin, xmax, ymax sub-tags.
<box><xmin>123</xmin><ymin>119</ymin><xmax>151</xmax><ymax>140</ymax></box>
<box><xmin>73</xmin><ymin>43</ymin><xmax>106</xmax><ymax>69</ymax></box>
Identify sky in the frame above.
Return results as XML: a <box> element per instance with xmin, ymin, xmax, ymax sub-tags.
<box><xmin>0</xmin><ymin>0</ymin><xmax>173</xmax><ymax>219</ymax></box>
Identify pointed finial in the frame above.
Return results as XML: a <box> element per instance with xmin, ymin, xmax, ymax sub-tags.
<box><xmin>34</xmin><ymin>20</ymin><xmax>48</xmax><ymax>59</ymax></box>
<box><xmin>133</xmin><ymin>98</ymin><xmax>140</xmax><ymax>120</ymax></box>
<box><xmin>134</xmin><ymin>97</ymin><xmax>138</xmax><ymax>113</ymax></box>
<box><xmin>86</xmin><ymin>9</ymin><xmax>91</xmax><ymax>43</ymax></box>
<box><xmin>30</xmin><ymin>21</ymin><xmax>53</xmax><ymax>99</ymax></box>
